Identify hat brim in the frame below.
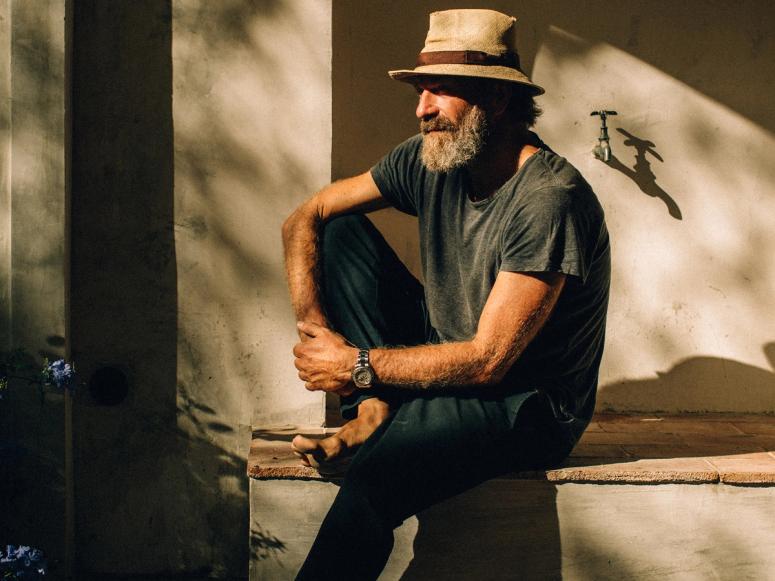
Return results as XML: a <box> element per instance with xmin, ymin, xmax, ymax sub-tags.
<box><xmin>388</xmin><ymin>64</ymin><xmax>544</xmax><ymax>96</ymax></box>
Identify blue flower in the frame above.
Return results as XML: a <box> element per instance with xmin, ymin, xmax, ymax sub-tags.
<box><xmin>0</xmin><ymin>545</ymin><xmax>47</xmax><ymax>578</ymax></box>
<box><xmin>44</xmin><ymin>359</ymin><xmax>76</xmax><ymax>391</ymax></box>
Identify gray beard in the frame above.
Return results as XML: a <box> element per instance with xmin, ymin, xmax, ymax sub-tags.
<box><xmin>420</xmin><ymin>105</ymin><xmax>488</xmax><ymax>172</ymax></box>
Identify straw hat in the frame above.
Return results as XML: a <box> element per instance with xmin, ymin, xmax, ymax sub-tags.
<box><xmin>389</xmin><ymin>9</ymin><xmax>544</xmax><ymax>95</ymax></box>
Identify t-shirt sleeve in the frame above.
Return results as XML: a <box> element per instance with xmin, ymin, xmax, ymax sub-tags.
<box><xmin>370</xmin><ymin>135</ymin><xmax>424</xmax><ymax>216</ymax></box>
<box><xmin>500</xmin><ymin>186</ymin><xmax>597</xmax><ymax>282</ymax></box>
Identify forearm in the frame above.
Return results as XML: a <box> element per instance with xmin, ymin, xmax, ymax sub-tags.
<box><xmin>370</xmin><ymin>338</ymin><xmax>510</xmax><ymax>390</ymax></box>
<box><xmin>282</xmin><ymin>173</ymin><xmax>387</xmax><ymax>330</ymax></box>
<box><xmin>282</xmin><ymin>200</ymin><xmax>328</xmax><ymax>327</ymax></box>
<box><xmin>369</xmin><ymin>273</ymin><xmax>563</xmax><ymax>391</ymax></box>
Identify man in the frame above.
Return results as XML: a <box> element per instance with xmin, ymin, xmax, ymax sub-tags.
<box><xmin>282</xmin><ymin>9</ymin><xmax>610</xmax><ymax>580</ymax></box>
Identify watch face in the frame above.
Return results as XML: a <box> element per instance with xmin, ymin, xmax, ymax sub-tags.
<box><xmin>353</xmin><ymin>366</ymin><xmax>374</xmax><ymax>388</ymax></box>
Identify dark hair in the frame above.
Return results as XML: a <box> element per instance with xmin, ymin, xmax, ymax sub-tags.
<box><xmin>504</xmin><ymin>83</ymin><xmax>542</xmax><ymax>128</ymax></box>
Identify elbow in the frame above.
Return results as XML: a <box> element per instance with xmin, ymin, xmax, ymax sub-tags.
<box><xmin>282</xmin><ymin>200</ymin><xmax>322</xmax><ymax>245</ymax></box>
<box><xmin>281</xmin><ymin>211</ymin><xmax>296</xmax><ymax>244</ymax></box>
<box><xmin>477</xmin><ymin>364</ymin><xmax>508</xmax><ymax>386</ymax></box>
<box><xmin>471</xmin><ymin>342</ymin><xmax>512</xmax><ymax>386</ymax></box>
<box><xmin>466</xmin><ymin>361</ymin><xmax>501</xmax><ymax>387</ymax></box>
<box><xmin>281</xmin><ymin>206</ymin><xmax>308</xmax><ymax>246</ymax></box>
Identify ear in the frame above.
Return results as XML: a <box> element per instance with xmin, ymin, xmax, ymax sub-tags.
<box><xmin>487</xmin><ymin>82</ymin><xmax>512</xmax><ymax>121</ymax></box>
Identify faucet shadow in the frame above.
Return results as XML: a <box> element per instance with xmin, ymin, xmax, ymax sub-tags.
<box><xmin>607</xmin><ymin>128</ymin><xmax>683</xmax><ymax>220</ymax></box>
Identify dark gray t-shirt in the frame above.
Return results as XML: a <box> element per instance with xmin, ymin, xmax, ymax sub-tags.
<box><xmin>371</xmin><ymin>134</ymin><xmax>610</xmax><ymax>424</ymax></box>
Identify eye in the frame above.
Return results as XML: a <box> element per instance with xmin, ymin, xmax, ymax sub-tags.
<box><xmin>415</xmin><ymin>84</ymin><xmax>445</xmax><ymax>96</ymax></box>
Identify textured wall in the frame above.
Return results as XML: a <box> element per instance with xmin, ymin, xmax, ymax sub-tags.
<box><xmin>0</xmin><ymin>0</ymin><xmax>68</xmax><ymax>571</ymax></box>
<box><xmin>173</xmin><ymin>0</ymin><xmax>331</xmax><ymax>433</ymax></box>
<box><xmin>55</xmin><ymin>0</ymin><xmax>775</xmax><ymax>577</ymax></box>
<box><xmin>0</xmin><ymin>0</ymin><xmax>9</xmax><ymax>348</ymax></box>
<box><xmin>70</xmin><ymin>0</ymin><xmax>332</xmax><ymax>576</ymax></box>
<box><xmin>71</xmin><ymin>1</ymin><xmax>185</xmax><ymax>575</ymax></box>
<box><xmin>251</xmin><ymin>479</ymin><xmax>775</xmax><ymax>580</ymax></box>
<box><xmin>332</xmin><ymin>0</ymin><xmax>775</xmax><ymax>413</ymax></box>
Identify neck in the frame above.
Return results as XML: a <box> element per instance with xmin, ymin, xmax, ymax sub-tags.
<box><xmin>466</xmin><ymin>127</ymin><xmax>539</xmax><ymax>201</ymax></box>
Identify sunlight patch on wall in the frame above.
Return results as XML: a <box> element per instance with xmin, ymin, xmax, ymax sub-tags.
<box><xmin>534</xmin><ymin>26</ymin><xmax>775</xmax><ymax>411</ymax></box>
<box><xmin>173</xmin><ymin>0</ymin><xmax>332</xmax><ymax>428</ymax></box>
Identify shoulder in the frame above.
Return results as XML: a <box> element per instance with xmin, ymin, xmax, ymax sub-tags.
<box><xmin>384</xmin><ymin>133</ymin><xmax>423</xmax><ymax>163</ymax></box>
<box><xmin>522</xmin><ymin>149</ymin><xmax>589</xmax><ymax>193</ymax></box>
<box><xmin>372</xmin><ymin>134</ymin><xmax>425</xmax><ymax>182</ymax></box>
<box><xmin>371</xmin><ymin>134</ymin><xmax>429</xmax><ymax>215</ymax></box>
<box><xmin>516</xmin><ymin>149</ymin><xmax>603</xmax><ymax>220</ymax></box>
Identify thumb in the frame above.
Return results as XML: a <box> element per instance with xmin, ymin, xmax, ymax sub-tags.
<box><xmin>297</xmin><ymin>320</ymin><xmax>323</xmax><ymax>337</ymax></box>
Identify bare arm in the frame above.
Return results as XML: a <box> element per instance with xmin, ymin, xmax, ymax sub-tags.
<box><xmin>294</xmin><ymin>270</ymin><xmax>565</xmax><ymax>392</ymax></box>
<box><xmin>371</xmin><ymin>270</ymin><xmax>565</xmax><ymax>388</ymax></box>
<box><xmin>282</xmin><ymin>171</ymin><xmax>389</xmax><ymax>329</ymax></box>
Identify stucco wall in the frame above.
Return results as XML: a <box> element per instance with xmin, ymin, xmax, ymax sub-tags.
<box><xmin>173</xmin><ymin>0</ymin><xmax>331</xmax><ymax>432</ymax></box>
<box><xmin>0</xmin><ymin>0</ymin><xmax>68</xmax><ymax>570</ymax></box>
<box><xmin>70</xmin><ymin>0</ymin><xmax>332</xmax><ymax>576</ymax></box>
<box><xmin>0</xmin><ymin>0</ymin><xmax>9</xmax><ymax>348</ymax></box>
<box><xmin>252</xmin><ymin>479</ymin><xmax>775</xmax><ymax>580</ymax></box>
<box><xmin>21</xmin><ymin>1</ymin><xmax>773</xmax><ymax>577</ymax></box>
<box><xmin>333</xmin><ymin>0</ymin><xmax>775</xmax><ymax>413</ymax></box>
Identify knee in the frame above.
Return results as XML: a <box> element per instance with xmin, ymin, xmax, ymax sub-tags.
<box><xmin>321</xmin><ymin>214</ymin><xmax>380</xmax><ymax>291</ymax></box>
<box><xmin>322</xmin><ymin>214</ymin><xmax>371</xmax><ymax>258</ymax></box>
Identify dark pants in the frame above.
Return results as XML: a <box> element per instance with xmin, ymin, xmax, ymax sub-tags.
<box><xmin>296</xmin><ymin>215</ymin><xmax>574</xmax><ymax>581</ymax></box>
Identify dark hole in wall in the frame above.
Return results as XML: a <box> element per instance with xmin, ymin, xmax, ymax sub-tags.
<box><xmin>88</xmin><ymin>366</ymin><xmax>129</xmax><ymax>406</ymax></box>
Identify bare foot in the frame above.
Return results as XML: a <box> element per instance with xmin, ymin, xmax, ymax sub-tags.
<box><xmin>292</xmin><ymin>398</ymin><xmax>390</xmax><ymax>473</ymax></box>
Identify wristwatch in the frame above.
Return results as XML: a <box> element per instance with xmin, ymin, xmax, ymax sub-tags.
<box><xmin>352</xmin><ymin>349</ymin><xmax>375</xmax><ymax>389</ymax></box>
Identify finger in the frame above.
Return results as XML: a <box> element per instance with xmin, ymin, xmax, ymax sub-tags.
<box><xmin>293</xmin><ymin>342</ymin><xmax>306</xmax><ymax>357</ymax></box>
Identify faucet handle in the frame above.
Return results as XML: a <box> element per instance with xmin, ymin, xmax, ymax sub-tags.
<box><xmin>591</xmin><ymin>110</ymin><xmax>618</xmax><ymax>119</ymax></box>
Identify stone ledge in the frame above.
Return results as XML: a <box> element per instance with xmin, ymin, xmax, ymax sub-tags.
<box><xmin>248</xmin><ymin>413</ymin><xmax>775</xmax><ymax>485</ymax></box>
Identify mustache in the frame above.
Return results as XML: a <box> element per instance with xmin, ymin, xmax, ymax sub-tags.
<box><xmin>420</xmin><ymin>116</ymin><xmax>457</xmax><ymax>134</ymax></box>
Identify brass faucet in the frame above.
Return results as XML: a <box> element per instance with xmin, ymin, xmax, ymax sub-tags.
<box><xmin>591</xmin><ymin>110</ymin><xmax>618</xmax><ymax>162</ymax></box>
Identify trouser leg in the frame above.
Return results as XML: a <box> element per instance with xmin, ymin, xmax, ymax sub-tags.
<box><xmin>320</xmin><ymin>214</ymin><xmax>434</xmax><ymax>418</ymax></box>
<box><xmin>298</xmin><ymin>215</ymin><xmax>574</xmax><ymax>579</ymax></box>
<box><xmin>296</xmin><ymin>392</ymin><xmax>573</xmax><ymax>581</ymax></box>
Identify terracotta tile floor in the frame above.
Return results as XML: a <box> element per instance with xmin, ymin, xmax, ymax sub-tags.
<box><xmin>249</xmin><ymin>414</ymin><xmax>775</xmax><ymax>485</ymax></box>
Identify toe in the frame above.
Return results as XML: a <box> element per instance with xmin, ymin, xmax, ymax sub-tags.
<box><xmin>292</xmin><ymin>449</ymin><xmax>312</xmax><ymax>467</ymax></box>
<box><xmin>291</xmin><ymin>434</ymin><xmax>317</xmax><ymax>453</ymax></box>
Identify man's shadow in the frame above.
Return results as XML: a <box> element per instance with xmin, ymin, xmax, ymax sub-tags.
<box><xmin>398</xmin><ymin>480</ymin><xmax>561</xmax><ymax>580</ymax></box>
<box><xmin>607</xmin><ymin>128</ymin><xmax>683</xmax><ymax>220</ymax></box>
<box><xmin>601</xmin><ymin>342</ymin><xmax>775</xmax><ymax>413</ymax></box>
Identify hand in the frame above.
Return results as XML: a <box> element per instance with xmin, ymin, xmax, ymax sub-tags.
<box><xmin>293</xmin><ymin>321</ymin><xmax>357</xmax><ymax>395</ymax></box>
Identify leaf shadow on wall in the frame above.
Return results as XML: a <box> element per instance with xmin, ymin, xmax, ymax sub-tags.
<box><xmin>607</xmin><ymin>128</ymin><xmax>683</xmax><ymax>220</ymax></box>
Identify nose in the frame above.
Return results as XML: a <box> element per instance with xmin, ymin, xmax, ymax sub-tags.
<box><xmin>416</xmin><ymin>89</ymin><xmax>439</xmax><ymax>119</ymax></box>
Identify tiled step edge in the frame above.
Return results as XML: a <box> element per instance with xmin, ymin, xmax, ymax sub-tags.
<box><xmin>249</xmin><ymin>415</ymin><xmax>775</xmax><ymax>485</ymax></box>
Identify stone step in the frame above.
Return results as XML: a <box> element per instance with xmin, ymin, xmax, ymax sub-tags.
<box><xmin>249</xmin><ymin>413</ymin><xmax>775</xmax><ymax>485</ymax></box>
<box><xmin>248</xmin><ymin>414</ymin><xmax>775</xmax><ymax>580</ymax></box>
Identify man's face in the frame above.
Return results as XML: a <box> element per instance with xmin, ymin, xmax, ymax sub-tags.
<box><xmin>414</xmin><ymin>77</ymin><xmax>490</xmax><ymax>172</ymax></box>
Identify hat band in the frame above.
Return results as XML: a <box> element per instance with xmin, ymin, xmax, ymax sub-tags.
<box><xmin>416</xmin><ymin>50</ymin><xmax>521</xmax><ymax>70</ymax></box>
